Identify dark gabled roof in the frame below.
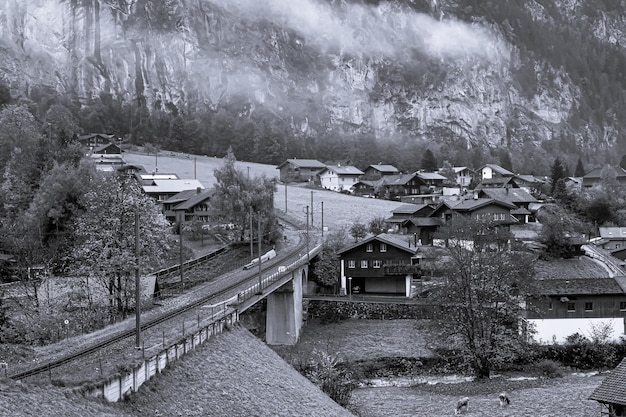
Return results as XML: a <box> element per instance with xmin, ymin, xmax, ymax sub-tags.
<box><xmin>533</xmin><ymin>278</ymin><xmax>623</xmax><ymax>296</ymax></box>
<box><xmin>376</xmin><ymin>173</ymin><xmax>420</xmax><ymax>186</ymax></box>
<box><xmin>476</xmin><ymin>177</ymin><xmax>519</xmax><ymax>188</ymax></box>
<box><xmin>93</xmin><ymin>143</ymin><xmax>120</xmax><ymax>151</ymax></box>
<box><xmin>479</xmin><ymin>188</ymin><xmax>537</xmax><ymax>204</ymax></box>
<box><xmin>405</xmin><ymin>217</ymin><xmax>444</xmax><ymax>227</ymax></box>
<box><xmin>451</xmin><ymin>198</ymin><xmax>516</xmax><ymax>212</ymax></box>
<box><xmin>367</xmin><ymin>164</ymin><xmax>399</xmax><ymax>174</ymax></box>
<box><xmin>481</xmin><ymin>164</ymin><xmax>515</xmax><ymax>176</ymax></box>
<box><xmin>162</xmin><ymin>189</ymin><xmax>200</xmax><ymax>205</ymax></box>
<box><xmin>173</xmin><ymin>189</ymin><xmax>215</xmax><ymax>210</ymax></box>
<box><xmin>320</xmin><ymin>165</ymin><xmax>364</xmax><ymax>176</ymax></box>
<box><xmin>417</xmin><ymin>172</ymin><xmax>447</xmax><ymax>181</ymax></box>
<box><xmin>276</xmin><ymin>159</ymin><xmax>326</xmax><ymax>169</ymax></box>
<box><xmin>391</xmin><ymin>203</ymin><xmax>430</xmax><ymax>215</ymax></box>
<box><xmin>599</xmin><ymin>227</ymin><xmax>626</xmax><ymax>239</ymax></box>
<box><xmin>584</xmin><ymin>165</ymin><xmax>626</xmax><ymax>180</ymax></box>
<box><xmin>514</xmin><ymin>174</ymin><xmax>546</xmax><ymax>184</ymax></box>
<box><xmin>337</xmin><ymin>233</ymin><xmax>419</xmax><ymax>255</ymax></box>
<box><xmin>589</xmin><ymin>357</ymin><xmax>626</xmax><ymax>406</ymax></box>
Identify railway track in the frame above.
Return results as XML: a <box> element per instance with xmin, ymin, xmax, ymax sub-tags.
<box><xmin>9</xmin><ymin>217</ymin><xmax>314</xmax><ymax>381</ymax></box>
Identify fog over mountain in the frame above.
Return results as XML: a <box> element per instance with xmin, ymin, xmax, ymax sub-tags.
<box><xmin>1</xmin><ymin>0</ymin><xmax>625</xmax><ymax>172</ymax></box>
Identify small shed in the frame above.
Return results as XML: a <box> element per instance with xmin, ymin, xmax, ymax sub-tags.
<box><xmin>589</xmin><ymin>357</ymin><xmax>626</xmax><ymax>416</ymax></box>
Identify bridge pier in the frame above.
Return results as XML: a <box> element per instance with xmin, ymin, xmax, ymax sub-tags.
<box><xmin>266</xmin><ymin>268</ymin><xmax>306</xmax><ymax>345</ymax></box>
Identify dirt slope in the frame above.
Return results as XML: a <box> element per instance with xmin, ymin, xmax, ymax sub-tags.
<box><xmin>1</xmin><ymin>325</ymin><xmax>354</xmax><ymax>417</ymax></box>
<box><xmin>119</xmin><ymin>325</ymin><xmax>355</xmax><ymax>417</ymax></box>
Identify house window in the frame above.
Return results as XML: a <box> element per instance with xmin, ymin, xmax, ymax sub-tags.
<box><xmin>380</xmin><ymin>243</ymin><xmax>387</xmax><ymax>252</ymax></box>
<box><xmin>348</xmin><ymin>260</ymin><xmax>355</xmax><ymax>269</ymax></box>
<box><xmin>360</xmin><ymin>260</ymin><xmax>368</xmax><ymax>269</ymax></box>
<box><xmin>366</xmin><ymin>243</ymin><xmax>373</xmax><ymax>252</ymax></box>
<box><xmin>567</xmin><ymin>302</ymin><xmax>576</xmax><ymax>312</ymax></box>
<box><xmin>373</xmin><ymin>260</ymin><xmax>381</xmax><ymax>268</ymax></box>
<box><xmin>548</xmin><ymin>302</ymin><xmax>553</xmax><ymax>310</ymax></box>
<box><xmin>585</xmin><ymin>302</ymin><xmax>593</xmax><ymax>311</ymax></box>
<box><xmin>620</xmin><ymin>301</ymin><xmax>626</xmax><ymax>311</ymax></box>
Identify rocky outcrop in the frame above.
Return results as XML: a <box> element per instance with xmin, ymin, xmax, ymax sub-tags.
<box><xmin>0</xmin><ymin>0</ymin><xmax>624</xmax><ymax>155</ymax></box>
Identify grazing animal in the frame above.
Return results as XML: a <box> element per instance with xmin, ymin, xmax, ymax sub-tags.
<box><xmin>499</xmin><ymin>392</ymin><xmax>511</xmax><ymax>407</ymax></box>
<box><xmin>455</xmin><ymin>397</ymin><xmax>469</xmax><ymax>415</ymax></box>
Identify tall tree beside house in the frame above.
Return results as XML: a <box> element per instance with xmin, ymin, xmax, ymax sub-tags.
<box><xmin>349</xmin><ymin>220</ymin><xmax>367</xmax><ymax>242</ymax></box>
<box><xmin>310</xmin><ymin>228</ymin><xmax>348</xmax><ymax>293</ymax></box>
<box><xmin>550</xmin><ymin>157</ymin><xmax>567</xmax><ymax>194</ymax></box>
<box><xmin>69</xmin><ymin>173</ymin><xmax>171</xmax><ymax>316</ymax></box>
<box><xmin>499</xmin><ymin>150</ymin><xmax>513</xmax><ymax>172</ymax></box>
<box><xmin>575</xmin><ymin>157</ymin><xmax>586</xmax><ymax>177</ymax></box>
<box><xmin>211</xmin><ymin>148</ymin><xmax>278</xmax><ymax>244</ymax></box>
<box><xmin>428</xmin><ymin>216</ymin><xmax>536</xmax><ymax>379</ymax></box>
<box><xmin>420</xmin><ymin>149</ymin><xmax>438</xmax><ymax>172</ymax></box>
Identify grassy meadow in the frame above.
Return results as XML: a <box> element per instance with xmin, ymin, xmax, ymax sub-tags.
<box><xmin>123</xmin><ymin>151</ymin><xmax>404</xmax><ymax>231</ymax></box>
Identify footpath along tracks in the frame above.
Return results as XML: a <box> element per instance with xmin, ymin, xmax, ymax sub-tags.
<box><xmin>9</xmin><ymin>220</ymin><xmax>311</xmax><ymax>384</ymax></box>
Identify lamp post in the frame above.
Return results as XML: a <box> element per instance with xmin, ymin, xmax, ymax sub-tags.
<box><xmin>348</xmin><ymin>277</ymin><xmax>352</xmax><ymax>301</ymax></box>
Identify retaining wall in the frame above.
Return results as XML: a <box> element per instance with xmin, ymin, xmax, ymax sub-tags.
<box><xmin>88</xmin><ymin>312</ymin><xmax>238</xmax><ymax>402</ymax></box>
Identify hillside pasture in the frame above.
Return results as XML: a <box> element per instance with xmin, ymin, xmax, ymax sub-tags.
<box><xmin>123</xmin><ymin>151</ymin><xmax>404</xmax><ymax>231</ymax></box>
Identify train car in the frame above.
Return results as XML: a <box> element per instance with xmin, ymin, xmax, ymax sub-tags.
<box><xmin>243</xmin><ymin>249</ymin><xmax>277</xmax><ymax>270</ymax></box>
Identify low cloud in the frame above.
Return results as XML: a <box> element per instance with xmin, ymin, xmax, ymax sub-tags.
<box><xmin>214</xmin><ymin>0</ymin><xmax>505</xmax><ymax>61</ymax></box>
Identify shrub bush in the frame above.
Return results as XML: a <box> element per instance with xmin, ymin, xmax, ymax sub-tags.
<box><xmin>533</xmin><ymin>359</ymin><xmax>564</xmax><ymax>378</ymax></box>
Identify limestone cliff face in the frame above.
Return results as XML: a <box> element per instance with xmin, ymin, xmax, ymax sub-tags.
<box><xmin>0</xmin><ymin>0</ymin><xmax>624</xmax><ymax>153</ymax></box>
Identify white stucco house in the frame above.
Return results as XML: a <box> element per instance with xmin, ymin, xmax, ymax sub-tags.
<box><xmin>318</xmin><ymin>165</ymin><xmax>364</xmax><ymax>192</ymax></box>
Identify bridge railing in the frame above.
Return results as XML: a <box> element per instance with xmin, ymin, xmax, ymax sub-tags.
<box><xmin>236</xmin><ymin>244</ymin><xmax>322</xmax><ymax>305</ymax></box>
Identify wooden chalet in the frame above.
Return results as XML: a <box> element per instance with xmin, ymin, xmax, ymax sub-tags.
<box><xmin>337</xmin><ymin>233</ymin><xmax>422</xmax><ymax>297</ymax></box>
<box><xmin>78</xmin><ymin>133</ymin><xmax>116</xmax><ymax>148</ymax></box>
<box><xmin>276</xmin><ymin>159</ymin><xmax>326</xmax><ymax>183</ymax></box>
<box><xmin>92</xmin><ymin>143</ymin><xmax>121</xmax><ymax>155</ymax></box>
<box><xmin>362</xmin><ymin>164</ymin><xmax>400</xmax><ymax>180</ymax></box>
<box><xmin>583</xmin><ymin>165</ymin><xmax>626</xmax><ymax>188</ymax></box>
<box><xmin>526</xmin><ymin>257</ymin><xmax>626</xmax><ymax>344</ymax></box>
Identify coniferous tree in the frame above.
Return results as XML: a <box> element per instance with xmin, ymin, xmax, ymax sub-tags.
<box><xmin>575</xmin><ymin>157</ymin><xmax>586</xmax><ymax>177</ymax></box>
<box><xmin>550</xmin><ymin>158</ymin><xmax>566</xmax><ymax>194</ymax></box>
<box><xmin>421</xmin><ymin>149</ymin><xmax>438</xmax><ymax>172</ymax></box>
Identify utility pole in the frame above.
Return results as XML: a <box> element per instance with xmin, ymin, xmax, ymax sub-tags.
<box><xmin>306</xmin><ymin>205</ymin><xmax>310</xmax><ymax>263</ymax></box>
<box><xmin>321</xmin><ymin>201</ymin><xmax>324</xmax><ymax>237</ymax></box>
<box><xmin>249</xmin><ymin>206</ymin><xmax>253</xmax><ymax>258</ymax></box>
<box><xmin>258</xmin><ymin>212</ymin><xmax>263</xmax><ymax>293</ymax></box>
<box><xmin>310</xmin><ymin>191</ymin><xmax>314</xmax><ymax>226</ymax></box>
<box><xmin>284</xmin><ymin>182</ymin><xmax>287</xmax><ymax>213</ymax></box>
<box><xmin>179</xmin><ymin>219</ymin><xmax>184</xmax><ymax>288</ymax></box>
<box><xmin>134</xmin><ymin>210</ymin><xmax>141</xmax><ymax>348</ymax></box>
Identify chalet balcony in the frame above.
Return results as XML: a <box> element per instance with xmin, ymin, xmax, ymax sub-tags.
<box><xmin>382</xmin><ymin>263</ymin><xmax>422</xmax><ymax>276</ymax></box>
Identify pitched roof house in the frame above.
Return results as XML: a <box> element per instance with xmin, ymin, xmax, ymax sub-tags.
<box><xmin>430</xmin><ymin>198</ymin><xmax>517</xmax><ymax>225</ymax></box>
<box><xmin>526</xmin><ymin>257</ymin><xmax>626</xmax><ymax>344</ymax></box>
<box><xmin>479</xmin><ymin>164</ymin><xmax>515</xmax><ymax>181</ymax></box>
<box><xmin>594</xmin><ymin>227</ymin><xmax>626</xmax><ymax>260</ymax></box>
<box><xmin>276</xmin><ymin>159</ymin><xmax>326</xmax><ymax>183</ymax></box>
<box><xmin>589</xmin><ymin>357</ymin><xmax>626</xmax><ymax>416</ymax></box>
<box><xmin>475</xmin><ymin>176</ymin><xmax>520</xmax><ymax>189</ymax></box>
<box><xmin>78</xmin><ymin>133</ymin><xmax>116</xmax><ymax>148</ymax></box>
<box><xmin>92</xmin><ymin>143</ymin><xmax>121</xmax><ymax>155</ymax></box>
<box><xmin>477</xmin><ymin>187</ymin><xmax>538</xmax><ymax>212</ymax></box>
<box><xmin>362</xmin><ymin>164</ymin><xmax>400</xmax><ymax>180</ymax></box>
<box><xmin>142</xmin><ymin>179</ymin><xmax>205</xmax><ymax>202</ymax></box>
<box><xmin>337</xmin><ymin>233</ymin><xmax>422</xmax><ymax>297</ymax></box>
<box><xmin>439</xmin><ymin>166</ymin><xmax>473</xmax><ymax>188</ymax></box>
<box><xmin>583</xmin><ymin>165</ymin><xmax>626</xmax><ymax>188</ymax></box>
<box><xmin>319</xmin><ymin>165</ymin><xmax>364</xmax><ymax>192</ymax></box>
